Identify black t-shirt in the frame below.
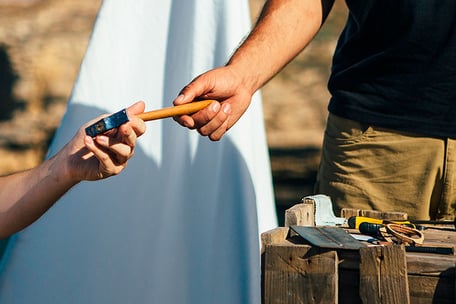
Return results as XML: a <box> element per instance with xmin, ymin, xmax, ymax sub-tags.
<box><xmin>328</xmin><ymin>0</ymin><xmax>456</xmax><ymax>138</ymax></box>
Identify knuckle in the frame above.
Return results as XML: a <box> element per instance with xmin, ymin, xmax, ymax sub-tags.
<box><xmin>99</xmin><ymin>154</ymin><xmax>110</xmax><ymax>163</ymax></box>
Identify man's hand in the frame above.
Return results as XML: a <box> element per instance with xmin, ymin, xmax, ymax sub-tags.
<box><xmin>173</xmin><ymin>0</ymin><xmax>328</xmax><ymax>141</ymax></box>
<box><xmin>173</xmin><ymin>67</ymin><xmax>252</xmax><ymax>141</ymax></box>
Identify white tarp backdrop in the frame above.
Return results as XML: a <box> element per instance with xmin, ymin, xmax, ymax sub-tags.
<box><xmin>0</xmin><ymin>0</ymin><xmax>277</xmax><ymax>303</ymax></box>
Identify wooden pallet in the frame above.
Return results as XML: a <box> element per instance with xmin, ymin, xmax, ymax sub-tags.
<box><xmin>261</xmin><ymin>203</ymin><xmax>456</xmax><ymax>303</ymax></box>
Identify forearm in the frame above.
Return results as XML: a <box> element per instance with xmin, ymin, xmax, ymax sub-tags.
<box><xmin>0</xmin><ymin>153</ymin><xmax>76</xmax><ymax>238</ymax></box>
<box><xmin>227</xmin><ymin>0</ymin><xmax>333</xmax><ymax>93</ymax></box>
<box><xmin>0</xmin><ymin>102</ymin><xmax>145</xmax><ymax>238</ymax></box>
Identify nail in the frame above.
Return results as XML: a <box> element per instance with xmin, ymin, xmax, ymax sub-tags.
<box><xmin>222</xmin><ymin>103</ymin><xmax>231</xmax><ymax>114</ymax></box>
<box><xmin>96</xmin><ymin>135</ymin><xmax>108</xmax><ymax>145</ymax></box>
<box><xmin>175</xmin><ymin>94</ymin><xmax>185</xmax><ymax>104</ymax></box>
<box><xmin>84</xmin><ymin>135</ymin><xmax>94</xmax><ymax>145</ymax></box>
<box><xmin>212</xmin><ymin>101</ymin><xmax>221</xmax><ymax>112</ymax></box>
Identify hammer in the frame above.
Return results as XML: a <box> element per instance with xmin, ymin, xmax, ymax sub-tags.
<box><xmin>85</xmin><ymin>100</ymin><xmax>214</xmax><ymax>137</ymax></box>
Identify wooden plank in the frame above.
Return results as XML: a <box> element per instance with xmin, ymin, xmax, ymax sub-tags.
<box><xmin>263</xmin><ymin>244</ymin><xmax>338</xmax><ymax>304</ymax></box>
<box><xmin>406</xmin><ymin>252</ymin><xmax>456</xmax><ymax>274</ymax></box>
<box><xmin>284</xmin><ymin>202</ymin><xmax>315</xmax><ymax>227</ymax></box>
<box><xmin>340</xmin><ymin>208</ymin><xmax>408</xmax><ymax>221</ymax></box>
<box><xmin>380</xmin><ymin>211</ymin><xmax>408</xmax><ymax>220</ymax></box>
<box><xmin>406</xmin><ymin>252</ymin><xmax>456</xmax><ymax>303</ymax></box>
<box><xmin>422</xmin><ymin>229</ymin><xmax>456</xmax><ymax>245</ymax></box>
<box><xmin>408</xmin><ymin>274</ymin><xmax>455</xmax><ymax>304</ymax></box>
<box><xmin>340</xmin><ymin>208</ymin><xmax>360</xmax><ymax>219</ymax></box>
<box><xmin>360</xmin><ymin>209</ymin><xmax>408</xmax><ymax>220</ymax></box>
<box><xmin>359</xmin><ymin>245</ymin><xmax>410</xmax><ymax>304</ymax></box>
<box><xmin>263</xmin><ymin>205</ymin><xmax>456</xmax><ymax>303</ymax></box>
<box><xmin>261</xmin><ymin>227</ymin><xmax>289</xmax><ymax>254</ymax></box>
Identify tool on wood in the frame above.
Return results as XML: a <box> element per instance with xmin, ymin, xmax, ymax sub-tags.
<box><xmin>358</xmin><ymin>222</ymin><xmax>423</xmax><ymax>244</ymax></box>
<box><xmin>290</xmin><ymin>225</ymin><xmax>365</xmax><ymax>250</ymax></box>
<box><xmin>358</xmin><ymin>222</ymin><xmax>454</xmax><ymax>254</ymax></box>
<box><xmin>302</xmin><ymin>194</ymin><xmax>347</xmax><ymax>226</ymax></box>
<box><xmin>85</xmin><ymin>99</ymin><xmax>215</xmax><ymax>137</ymax></box>
<box><xmin>358</xmin><ymin>222</ymin><xmax>424</xmax><ymax>245</ymax></box>
<box><xmin>358</xmin><ymin>222</ymin><xmax>384</xmax><ymax>236</ymax></box>
<box><xmin>348</xmin><ymin>216</ymin><xmax>414</xmax><ymax>229</ymax></box>
<box><xmin>385</xmin><ymin>223</ymin><xmax>424</xmax><ymax>245</ymax></box>
<box><xmin>409</xmin><ymin>219</ymin><xmax>456</xmax><ymax>230</ymax></box>
<box><xmin>351</xmin><ymin>215</ymin><xmax>456</xmax><ymax>232</ymax></box>
<box><xmin>404</xmin><ymin>245</ymin><xmax>454</xmax><ymax>255</ymax></box>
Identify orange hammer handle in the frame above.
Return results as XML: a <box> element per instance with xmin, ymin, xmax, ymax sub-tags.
<box><xmin>137</xmin><ymin>100</ymin><xmax>214</xmax><ymax>122</ymax></box>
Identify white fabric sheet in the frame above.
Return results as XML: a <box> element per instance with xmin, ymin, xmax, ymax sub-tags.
<box><xmin>0</xmin><ymin>1</ymin><xmax>277</xmax><ymax>303</ymax></box>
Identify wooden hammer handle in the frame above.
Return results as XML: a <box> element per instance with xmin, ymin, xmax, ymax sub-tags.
<box><xmin>136</xmin><ymin>99</ymin><xmax>214</xmax><ymax>122</ymax></box>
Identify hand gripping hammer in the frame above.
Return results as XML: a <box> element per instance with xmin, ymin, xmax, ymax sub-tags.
<box><xmin>85</xmin><ymin>100</ymin><xmax>214</xmax><ymax>137</ymax></box>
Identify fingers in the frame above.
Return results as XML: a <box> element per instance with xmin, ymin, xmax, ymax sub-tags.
<box><xmin>94</xmin><ymin>116</ymin><xmax>140</xmax><ymax>164</ymax></box>
<box><xmin>172</xmin><ymin>100</ymin><xmax>220</xmax><ymax>129</ymax></box>
<box><xmin>173</xmin><ymin>99</ymin><xmax>237</xmax><ymax>141</ymax></box>
<box><xmin>83</xmin><ymin>135</ymin><xmax>123</xmax><ymax>177</ymax></box>
<box><xmin>186</xmin><ymin>100</ymin><xmax>221</xmax><ymax>128</ymax></box>
<box><xmin>171</xmin><ymin>67</ymin><xmax>251</xmax><ymax>141</ymax></box>
<box><xmin>84</xmin><ymin>132</ymin><xmax>133</xmax><ymax>176</ymax></box>
<box><xmin>172</xmin><ymin>72</ymin><xmax>217</xmax><ymax>128</ymax></box>
<box><xmin>196</xmin><ymin>102</ymin><xmax>232</xmax><ymax>141</ymax></box>
<box><xmin>126</xmin><ymin>101</ymin><xmax>146</xmax><ymax>137</ymax></box>
<box><xmin>82</xmin><ymin>101</ymin><xmax>147</xmax><ymax>178</ymax></box>
<box><xmin>174</xmin><ymin>114</ymin><xmax>196</xmax><ymax>129</ymax></box>
<box><xmin>173</xmin><ymin>74</ymin><xmax>209</xmax><ymax>106</ymax></box>
<box><xmin>172</xmin><ymin>82</ymin><xmax>208</xmax><ymax>129</ymax></box>
<box><xmin>126</xmin><ymin>100</ymin><xmax>146</xmax><ymax>115</ymax></box>
<box><xmin>173</xmin><ymin>100</ymin><xmax>231</xmax><ymax>141</ymax></box>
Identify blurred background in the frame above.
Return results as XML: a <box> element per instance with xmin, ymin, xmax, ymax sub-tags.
<box><xmin>0</xmin><ymin>0</ymin><xmax>347</xmax><ymax>224</ymax></box>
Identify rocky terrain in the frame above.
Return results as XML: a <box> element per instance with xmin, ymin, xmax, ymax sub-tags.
<box><xmin>0</xmin><ymin>0</ymin><xmax>347</xmax><ymax>219</ymax></box>
<box><xmin>0</xmin><ymin>0</ymin><xmax>102</xmax><ymax>172</ymax></box>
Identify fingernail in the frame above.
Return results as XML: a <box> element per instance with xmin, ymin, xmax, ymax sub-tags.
<box><xmin>212</xmin><ymin>101</ymin><xmax>220</xmax><ymax>112</ymax></box>
<box><xmin>96</xmin><ymin>135</ymin><xmax>108</xmax><ymax>144</ymax></box>
<box><xmin>222</xmin><ymin>103</ymin><xmax>231</xmax><ymax>114</ymax></box>
<box><xmin>84</xmin><ymin>136</ymin><xmax>93</xmax><ymax>145</ymax></box>
<box><xmin>175</xmin><ymin>94</ymin><xmax>185</xmax><ymax>103</ymax></box>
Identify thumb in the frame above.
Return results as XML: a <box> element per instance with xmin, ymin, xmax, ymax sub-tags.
<box><xmin>127</xmin><ymin>100</ymin><xmax>146</xmax><ymax>116</ymax></box>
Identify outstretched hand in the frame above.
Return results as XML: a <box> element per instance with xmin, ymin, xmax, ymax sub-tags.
<box><xmin>0</xmin><ymin>101</ymin><xmax>147</xmax><ymax>238</ymax></box>
<box><xmin>63</xmin><ymin>101</ymin><xmax>147</xmax><ymax>182</ymax></box>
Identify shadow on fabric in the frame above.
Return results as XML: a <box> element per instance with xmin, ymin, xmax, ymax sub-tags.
<box><xmin>0</xmin><ymin>103</ymin><xmax>260</xmax><ymax>304</ymax></box>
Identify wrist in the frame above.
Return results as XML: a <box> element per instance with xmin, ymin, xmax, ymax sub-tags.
<box><xmin>51</xmin><ymin>145</ymin><xmax>82</xmax><ymax>186</ymax></box>
<box><xmin>225</xmin><ymin>60</ymin><xmax>262</xmax><ymax>96</ymax></box>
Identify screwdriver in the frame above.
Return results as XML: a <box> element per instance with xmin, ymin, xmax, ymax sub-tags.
<box><xmin>358</xmin><ymin>222</ymin><xmax>384</xmax><ymax>236</ymax></box>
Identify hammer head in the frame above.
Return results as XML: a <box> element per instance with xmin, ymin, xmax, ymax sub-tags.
<box><xmin>85</xmin><ymin>109</ymin><xmax>129</xmax><ymax>137</ymax></box>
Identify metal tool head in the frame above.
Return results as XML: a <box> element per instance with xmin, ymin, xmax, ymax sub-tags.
<box><xmin>85</xmin><ymin>109</ymin><xmax>129</xmax><ymax>137</ymax></box>
<box><xmin>290</xmin><ymin>225</ymin><xmax>366</xmax><ymax>250</ymax></box>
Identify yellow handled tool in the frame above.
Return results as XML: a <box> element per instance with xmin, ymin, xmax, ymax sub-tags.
<box><xmin>86</xmin><ymin>100</ymin><xmax>215</xmax><ymax>137</ymax></box>
<box><xmin>137</xmin><ymin>99</ymin><xmax>214</xmax><ymax>121</ymax></box>
<box><xmin>348</xmin><ymin>216</ymin><xmax>413</xmax><ymax>229</ymax></box>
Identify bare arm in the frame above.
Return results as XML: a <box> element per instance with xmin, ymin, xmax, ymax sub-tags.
<box><xmin>229</xmin><ymin>0</ymin><xmax>333</xmax><ymax>93</ymax></box>
<box><xmin>0</xmin><ymin>101</ymin><xmax>146</xmax><ymax>238</ymax></box>
<box><xmin>173</xmin><ymin>0</ymin><xmax>334</xmax><ymax>140</ymax></box>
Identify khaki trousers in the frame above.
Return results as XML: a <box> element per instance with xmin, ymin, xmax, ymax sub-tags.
<box><xmin>315</xmin><ymin>113</ymin><xmax>456</xmax><ymax>220</ymax></box>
